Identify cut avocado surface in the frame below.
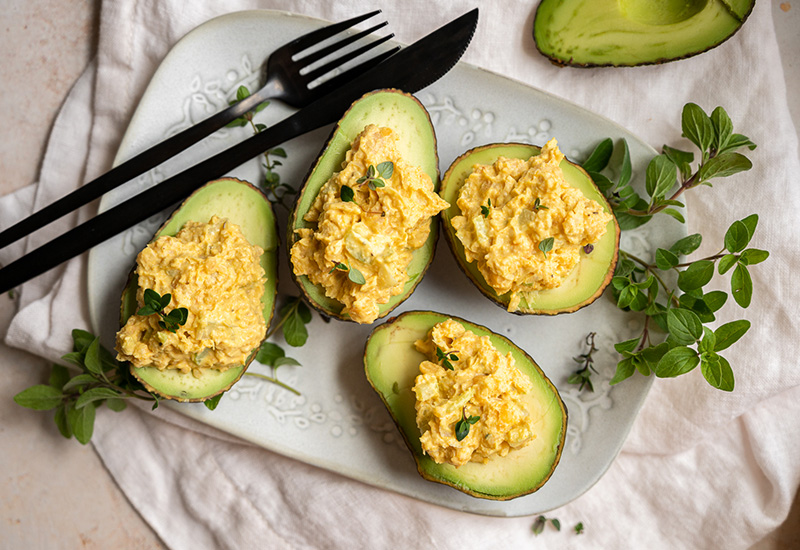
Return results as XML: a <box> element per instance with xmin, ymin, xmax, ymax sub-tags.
<box><xmin>364</xmin><ymin>311</ymin><xmax>567</xmax><ymax>500</ymax></box>
<box><xmin>439</xmin><ymin>143</ymin><xmax>619</xmax><ymax>315</ymax></box>
<box><xmin>288</xmin><ymin>89</ymin><xmax>439</xmax><ymax>322</ymax></box>
<box><xmin>533</xmin><ymin>0</ymin><xmax>755</xmax><ymax>67</ymax></box>
<box><xmin>120</xmin><ymin>177</ymin><xmax>278</xmax><ymax>402</ymax></box>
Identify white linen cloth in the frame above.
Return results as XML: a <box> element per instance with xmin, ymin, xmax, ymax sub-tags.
<box><xmin>2</xmin><ymin>0</ymin><xmax>799</xmax><ymax>548</ymax></box>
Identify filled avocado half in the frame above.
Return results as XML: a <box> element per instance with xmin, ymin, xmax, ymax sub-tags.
<box><xmin>533</xmin><ymin>0</ymin><xmax>755</xmax><ymax>67</ymax></box>
<box><xmin>288</xmin><ymin>89</ymin><xmax>439</xmax><ymax>322</ymax></box>
<box><xmin>119</xmin><ymin>177</ymin><xmax>278</xmax><ymax>402</ymax></box>
<box><xmin>364</xmin><ymin>311</ymin><xmax>567</xmax><ymax>500</ymax></box>
<box><xmin>439</xmin><ymin>143</ymin><xmax>619</xmax><ymax>315</ymax></box>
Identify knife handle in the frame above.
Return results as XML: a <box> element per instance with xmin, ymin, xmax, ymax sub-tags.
<box><xmin>0</xmin><ymin>89</ymin><xmax>270</xmax><ymax>251</ymax></box>
<box><xmin>0</xmin><ymin>106</ymin><xmax>322</xmax><ymax>296</ymax></box>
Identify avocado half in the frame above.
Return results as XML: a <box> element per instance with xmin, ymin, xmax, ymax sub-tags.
<box><xmin>439</xmin><ymin>143</ymin><xmax>619</xmax><ymax>315</ymax></box>
<box><xmin>288</xmin><ymin>89</ymin><xmax>439</xmax><ymax>322</ymax></box>
<box><xmin>364</xmin><ymin>311</ymin><xmax>567</xmax><ymax>500</ymax></box>
<box><xmin>533</xmin><ymin>0</ymin><xmax>755</xmax><ymax>67</ymax></box>
<box><xmin>120</xmin><ymin>177</ymin><xmax>278</xmax><ymax>402</ymax></box>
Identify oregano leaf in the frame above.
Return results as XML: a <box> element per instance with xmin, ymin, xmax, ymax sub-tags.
<box><xmin>678</xmin><ymin>260</ymin><xmax>715</xmax><ymax>291</ymax></box>
<box><xmin>725</xmin><ymin>220</ymin><xmax>752</xmax><ymax>253</ymax></box>
<box><xmin>582</xmin><ymin>138</ymin><xmax>613</xmax><ymax>173</ymax></box>
<box><xmin>669</xmin><ymin>233</ymin><xmax>703</xmax><ymax>256</ymax></box>
<box><xmin>655</xmin><ymin>248</ymin><xmax>679</xmax><ymax>270</ymax></box>
<box><xmin>68</xmin><ymin>402</ymin><xmax>96</xmax><ymax>445</ymax></box>
<box><xmin>609</xmin><ymin>358</ymin><xmax>636</xmax><ymax>385</ymax></box>
<box><xmin>731</xmin><ymin>263</ymin><xmax>753</xmax><ymax>308</ymax></box>
<box><xmin>681</xmin><ymin>103</ymin><xmax>715</xmax><ymax>155</ymax></box>
<box><xmin>666</xmin><ymin>308</ymin><xmax>703</xmax><ymax>345</ymax></box>
<box><xmin>13</xmin><ymin>385</ymin><xmax>63</xmax><ymax>411</ymax></box>
<box><xmin>646</xmin><ymin>154</ymin><xmax>677</xmax><ymax>200</ymax></box>
<box><xmin>701</xmin><ymin>354</ymin><xmax>734</xmax><ymax>391</ymax></box>
<box><xmin>75</xmin><ymin>387</ymin><xmax>121</xmax><ymax>410</ymax></box>
<box><xmin>714</xmin><ymin>320</ymin><xmax>751</xmax><ymax>351</ymax></box>
<box><xmin>656</xmin><ymin>346</ymin><xmax>700</xmax><ymax>378</ymax></box>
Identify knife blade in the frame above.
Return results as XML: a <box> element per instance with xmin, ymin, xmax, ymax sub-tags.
<box><xmin>0</xmin><ymin>8</ymin><xmax>478</xmax><ymax>295</ymax></box>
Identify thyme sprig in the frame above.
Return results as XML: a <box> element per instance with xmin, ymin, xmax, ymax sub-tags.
<box><xmin>228</xmin><ymin>85</ymin><xmax>294</xmax><ymax>209</ymax></box>
<box><xmin>137</xmin><ymin>289</ymin><xmax>188</xmax><ymax>333</ymax></box>
<box><xmin>357</xmin><ymin>161</ymin><xmax>394</xmax><ymax>190</ymax></box>
<box><xmin>568</xmin><ymin>332</ymin><xmax>598</xmax><ymax>392</ymax></box>
<box><xmin>454</xmin><ymin>407</ymin><xmax>479</xmax><ymax>441</ymax></box>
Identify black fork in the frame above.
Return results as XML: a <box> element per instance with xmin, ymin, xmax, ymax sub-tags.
<box><xmin>0</xmin><ymin>10</ymin><xmax>397</xmax><ymax>250</ymax></box>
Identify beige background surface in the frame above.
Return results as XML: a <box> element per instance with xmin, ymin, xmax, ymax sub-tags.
<box><xmin>0</xmin><ymin>1</ymin><xmax>797</xmax><ymax>548</ymax></box>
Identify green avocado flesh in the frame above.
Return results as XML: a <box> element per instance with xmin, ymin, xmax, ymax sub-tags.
<box><xmin>288</xmin><ymin>89</ymin><xmax>439</xmax><ymax>322</ymax></box>
<box><xmin>120</xmin><ymin>178</ymin><xmax>278</xmax><ymax>402</ymax></box>
<box><xmin>364</xmin><ymin>311</ymin><xmax>567</xmax><ymax>500</ymax></box>
<box><xmin>533</xmin><ymin>0</ymin><xmax>755</xmax><ymax>67</ymax></box>
<box><xmin>440</xmin><ymin>143</ymin><xmax>619</xmax><ymax>315</ymax></box>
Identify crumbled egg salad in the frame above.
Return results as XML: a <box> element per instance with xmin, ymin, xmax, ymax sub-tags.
<box><xmin>413</xmin><ymin>319</ymin><xmax>536</xmax><ymax>467</ymax></box>
<box><xmin>115</xmin><ymin>216</ymin><xmax>266</xmax><ymax>377</ymax></box>
<box><xmin>451</xmin><ymin>139</ymin><xmax>613</xmax><ymax>312</ymax></box>
<box><xmin>290</xmin><ymin>124</ymin><xmax>449</xmax><ymax>324</ymax></box>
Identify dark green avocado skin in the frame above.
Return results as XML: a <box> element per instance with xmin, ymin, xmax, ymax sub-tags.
<box><xmin>533</xmin><ymin>0</ymin><xmax>755</xmax><ymax>67</ymax></box>
<box><xmin>287</xmin><ymin>89</ymin><xmax>439</xmax><ymax>323</ymax></box>
<box><xmin>439</xmin><ymin>143</ymin><xmax>619</xmax><ymax>316</ymax></box>
<box><xmin>363</xmin><ymin>310</ymin><xmax>567</xmax><ymax>500</ymax></box>
<box><xmin>120</xmin><ymin>178</ymin><xmax>278</xmax><ymax>402</ymax></box>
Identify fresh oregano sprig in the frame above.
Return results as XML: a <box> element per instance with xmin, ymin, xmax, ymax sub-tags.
<box><xmin>586</xmin><ymin>103</ymin><xmax>756</xmax><ymax>231</ymax></box>
<box><xmin>13</xmin><ymin>329</ymin><xmax>159</xmax><ymax>444</ymax></box>
<box><xmin>583</xmin><ymin>103</ymin><xmax>765</xmax><ymax>392</ymax></box>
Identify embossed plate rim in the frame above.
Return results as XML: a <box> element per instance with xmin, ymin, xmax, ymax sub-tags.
<box><xmin>87</xmin><ymin>9</ymin><xmax>684</xmax><ymax>517</ymax></box>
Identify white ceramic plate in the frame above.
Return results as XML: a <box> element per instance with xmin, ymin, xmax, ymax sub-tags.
<box><xmin>88</xmin><ymin>10</ymin><xmax>684</xmax><ymax>516</ymax></box>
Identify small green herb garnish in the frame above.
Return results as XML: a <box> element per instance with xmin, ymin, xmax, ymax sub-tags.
<box><xmin>533</xmin><ymin>197</ymin><xmax>549</xmax><ymax>211</ymax></box>
<box><xmin>137</xmin><ymin>289</ymin><xmax>188</xmax><ymax>333</ymax></box>
<box><xmin>538</xmin><ymin>237</ymin><xmax>555</xmax><ymax>259</ymax></box>
<box><xmin>341</xmin><ymin>184</ymin><xmax>356</xmax><ymax>203</ymax></box>
<box><xmin>330</xmin><ymin>261</ymin><xmax>366</xmax><ymax>285</ymax></box>
<box><xmin>532</xmin><ymin>515</ymin><xmax>561</xmax><ymax>535</ymax></box>
<box><xmin>435</xmin><ymin>347</ymin><xmax>459</xmax><ymax>370</ymax></box>
<box><xmin>481</xmin><ymin>198</ymin><xmax>491</xmax><ymax>218</ymax></box>
<box><xmin>574</xmin><ymin>522</ymin><xmax>585</xmax><ymax>535</ymax></box>
<box><xmin>357</xmin><ymin>161</ymin><xmax>394</xmax><ymax>190</ymax></box>
<box><xmin>268</xmin><ymin>295</ymin><xmax>313</xmax><ymax>348</ymax></box>
<box><xmin>454</xmin><ymin>407</ymin><xmax>480</xmax><ymax>441</ymax></box>
<box><xmin>568</xmin><ymin>332</ymin><xmax>598</xmax><ymax>392</ymax></box>
<box><xmin>583</xmin><ymin>103</ymin><xmax>765</xmax><ymax>392</ymax></box>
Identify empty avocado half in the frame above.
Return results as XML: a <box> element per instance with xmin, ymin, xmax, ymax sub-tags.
<box><xmin>439</xmin><ymin>143</ymin><xmax>619</xmax><ymax>315</ymax></box>
<box><xmin>288</xmin><ymin>89</ymin><xmax>440</xmax><ymax>322</ymax></box>
<box><xmin>119</xmin><ymin>178</ymin><xmax>278</xmax><ymax>402</ymax></box>
<box><xmin>533</xmin><ymin>0</ymin><xmax>755</xmax><ymax>67</ymax></box>
<box><xmin>364</xmin><ymin>311</ymin><xmax>567</xmax><ymax>500</ymax></box>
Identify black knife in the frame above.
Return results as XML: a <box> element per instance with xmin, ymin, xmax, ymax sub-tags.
<box><xmin>0</xmin><ymin>8</ymin><xmax>478</xmax><ymax>295</ymax></box>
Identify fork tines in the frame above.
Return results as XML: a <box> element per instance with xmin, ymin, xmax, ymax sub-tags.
<box><xmin>284</xmin><ymin>11</ymin><xmax>399</xmax><ymax>92</ymax></box>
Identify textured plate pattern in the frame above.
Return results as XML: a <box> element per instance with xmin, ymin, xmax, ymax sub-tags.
<box><xmin>88</xmin><ymin>10</ymin><xmax>685</xmax><ymax>516</ymax></box>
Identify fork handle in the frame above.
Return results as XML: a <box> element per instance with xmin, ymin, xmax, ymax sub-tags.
<box><xmin>0</xmin><ymin>84</ymin><xmax>275</xmax><ymax>250</ymax></box>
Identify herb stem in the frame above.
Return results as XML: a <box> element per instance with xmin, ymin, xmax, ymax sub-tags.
<box><xmin>244</xmin><ymin>371</ymin><xmax>301</xmax><ymax>396</ymax></box>
<box><xmin>620</xmin><ymin>251</ymin><xmax>681</xmax><ymax>307</ymax></box>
